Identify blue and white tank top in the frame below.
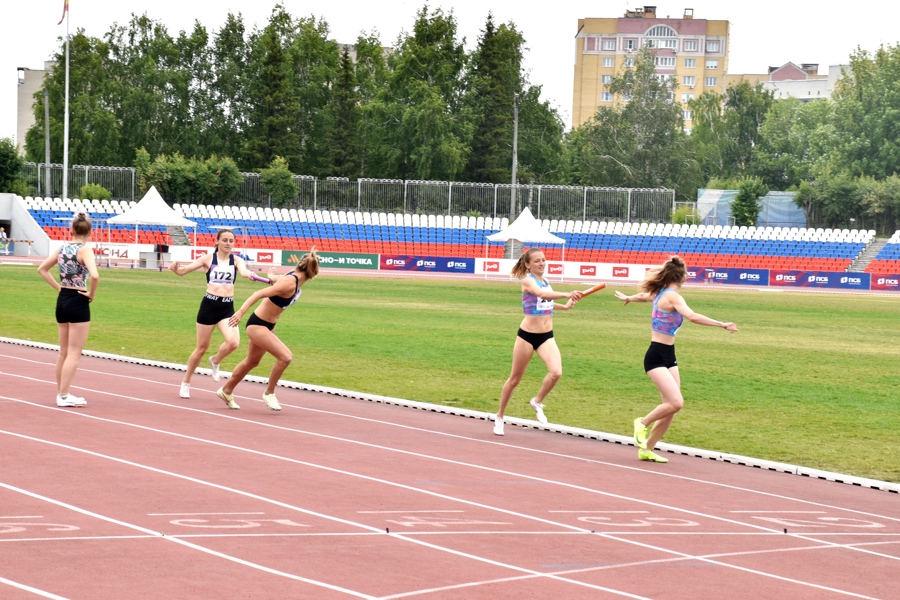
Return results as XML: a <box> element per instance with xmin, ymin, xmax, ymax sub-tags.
<box><xmin>207</xmin><ymin>253</ymin><xmax>236</xmax><ymax>286</ymax></box>
<box><xmin>522</xmin><ymin>273</ymin><xmax>554</xmax><ymax>316</ymax></box>
<box><xmin>651</xmin><ymin>288</ymin><xmax>684</xmax><ymax>336</ymax></box>
<box><xmin>58</xmin><ymin>242</ymin><xmax>87</xmax><ymax>289</ymax></box>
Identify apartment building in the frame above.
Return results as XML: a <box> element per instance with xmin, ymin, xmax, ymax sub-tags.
<box><xmin>572</xmin><ymin>6</ymin><xmax>729</xmax><ymax>130</ymax></box>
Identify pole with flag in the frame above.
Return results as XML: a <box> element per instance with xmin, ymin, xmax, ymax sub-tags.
<box><xmin>59</xmin><ymin>0</ymin><xmax>70</xmax><ymax>202</ymax></box>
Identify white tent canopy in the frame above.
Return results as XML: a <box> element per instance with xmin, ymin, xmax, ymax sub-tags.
<box><xmin>486</xmin><ymin>207</ymin><xmax>564</xmax><ymax>244</ymax></box>
<box><xmin>486</xmin><ymin>207</ymin><xmax>565</xmax><ymax>261</ymax></box>
<box><xmin>107</xmin><ymin>186</ymin><xmax>196</xmax><ymax>228</ymax></box>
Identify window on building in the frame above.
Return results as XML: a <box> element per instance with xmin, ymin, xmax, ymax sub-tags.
<box><xmin>654</xmin><ymin>56</ymin><xmax>676</xmax><ymax>67</ymax></box>
<box><xmin>681</xmin><ymin>93</ymin><xmax>695</xmax><ymax>102</ymax></box>
<box><xmin>601</xmin><ymin>92</ymin><xmax>613</xmax><ymax>102</ymax></box>
<box><xmin>683</xmin><ymin>110</ymin><xmax>693</xmax><ymax>121</ymax></box>
<box><xmin>602</xmin><ymin>57</ymin><xmax>615</xmax><ymax>67</ymax></box>
<box><xmin>706</xmin><ymin>59</ymin><xmax>718</xmax><ymax>69</ymax></box>
<box><xmin>647</xmin><ymin>25</ymin><xmax>678</xmax><ymax>37</ymax></box>
<box><xmin>602</xmin><ymin>75</ymin><xmax>613</xmax><ymax>84</ymax></box>
<box><xmin>684</xmin><ymin>58</ymin><xmax>696</xmax><ymax>68</ymax></box>
<box><xmin>684</xmin><ymin>127</ymin><xmax>692</xmax><ymax>135</ymax></box>
<box><xmin>684</xmin><ymin>40</ymin><xmax>698</xmax><ymax>51</ymax></box>
<box><xmin>602</xmin><ymin>38</ymin><xmax>616</xmax><ymax>51</ymax></box>
<box><xmin>624</xmin><ymin>39</ymin><xmax>637</xmax><ymax>51</ymax></box>
<box><xmin>682</xmin><ymin>76</ymin><xmax>696</xmax><ymax>87</ymax></box>
<box><xmin>705</xmin><ymin>40</ymin><xmax>720</xmax><ymax>53</ymax></box>
<box><xmin>705</xmin><ymin>76</ymin><xmax>717</xmax><ymax>87</ymax></box>
<box><xmin>584</xmin><ymin>37</ymin><xmax>597</xmax><ymax>52</ymax></box>
<box><xmin>623</xmin><ymin>57</ymin><xmax>636</xmax><ymax>67</ymax></box>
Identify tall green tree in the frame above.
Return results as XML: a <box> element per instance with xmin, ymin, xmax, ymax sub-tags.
<box><xmin>463</xmin><ymin>13</ymin><xmax>520</xmax><ymax>183</ymax></box>
<box><xmin>209</xmin><ymin>13</ymin><xmax>250</xmax><ymax>161</ymax></box>
<box><xmin>566</xmin><ymin>47</ymin><xmax>700</xmax><ymax>201</ymax></box>
<box><xmin>368</xmin><ymin>6</ymin><xmax>470</xmax><ymax>181</ymax></box>
<box><xmin>242</xmin><ymin>6</ymin><xmax>302</xmax><ymax>171</ymax></box>
<box><xmin>324</xmin><ymin>48</ymin><xmax>362</xmax><ymax>178</ymax></box>
<box><xmin>25</xmin><ymin>31</ymin><xmax>120</xmax><ymax>166</ymax></box>
<box><xmin>689</xmin><ymin>80</ymin><xmax>773</xmax><ymax>184</ymax></box>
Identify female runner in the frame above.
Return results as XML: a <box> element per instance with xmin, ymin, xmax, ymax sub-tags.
<box><xmin>215</xmin><ymin>249</ymin><xmax>320</xmax><ymax>411</ymax></box>
<box><xmin>615</xmin><ymin>255</ymin><xmax>738</xmax><ymax>462</ymax></box>
<box><xmin>493</xmin><ymin>248</ymin><xmax>582</xmax><ymax>435</ymax></box>
<box><xmin>169</xmin><ymin>229</ymin><xmax>254</xmax><ymax>398</ymax></box>
<box><xmin>37</xmin><ymin>213</ymin><xmax>100</xmax><ymax>407</ymax></box>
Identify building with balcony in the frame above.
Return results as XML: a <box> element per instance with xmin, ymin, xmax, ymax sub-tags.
<box><xmin>572</xmin><ymin>6</ymin><xmax>729</xmax><ymax>130</ymax></box>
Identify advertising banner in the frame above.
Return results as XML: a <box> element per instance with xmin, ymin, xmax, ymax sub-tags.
<box><xmin>685</xmin><ymin>267</ymin><xmax>769</xmax><ymax>286</ymax></box>
<box><xmin>870</xmin><ymin>274</ymin><xmax>900</xmax><ymax>291</ymax></box>
<box><xmin>283</xmin><ymin>250</ymin><xmax>378</xmax><ymax>270</ymax></box>
<box><xmin>381</xmin><ymin>255</ymin><xmax>475</xmax><ymax>273</ymax></box>
<box><xmin>769</xmin><ymin>270</ymin><xmax>871</xmax><ymax>290</ymax></box>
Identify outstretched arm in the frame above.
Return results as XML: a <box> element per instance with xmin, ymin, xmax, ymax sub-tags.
<box><xmin>670</xmin><ymin>294</ymin><xmax>738</xmax><ymax>332</ymax></box>
<box><xmin>522</xmin><ymin>277</ymin><xmax>582</xmax><ymax>302</ymax></box>
<box><xmin>615</xmin><ymin>290</ymin><xmax>651</xmax><ymax>306</ymax></box>
<box><xmin>169</xmin><ymin>254</ymin><xmax>211</xmax><ymax>276</ymax></box>
<box><xmin>228</xmin><ymin>275</ymin><xmax>296</xmax><ymax>327</ymax></box>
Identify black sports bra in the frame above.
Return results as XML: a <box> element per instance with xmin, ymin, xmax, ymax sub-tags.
<box><xmin>269</xmin><ymin>273</ymin><xmax>301</xmax><ymax>309</ymax></box>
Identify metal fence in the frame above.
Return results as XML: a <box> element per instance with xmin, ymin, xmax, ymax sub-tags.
<box><xmin>242</xmin><ymin>178</ymin><xmax>675</xmax><ymax>223</ymax></box>
<box><xmin>22</xmin><ymin>163</ymin><xmax>136</xmax><ymax>201</ymax></box>
<box><xmin>21</xmin><ymin>162</ymin><xmax>676</xmax><ymax>223</ymax></box>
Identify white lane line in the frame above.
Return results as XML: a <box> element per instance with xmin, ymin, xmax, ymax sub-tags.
<box><xmin>0</xmin><ymin>481</ymin><xmax>377</xmax><ymax>599</ymax></box>
<box><xmin>0</xmin><ymin>427</ymin><xmax>651</xmax><ymax>600</ymax></box>
<box><xmin>11</xmin><ymin>356</ymin><xmax>896</xmax><ymax>526</ymax></box>
<box><xmin>0</xmin><ymin>576</ymin><xmax>69</xmax><ymax>600</ymax></box>
<box><xmin>1</xmin><ymin>397</ymin><xmax>886</xmax><ymax>600</ymax></box>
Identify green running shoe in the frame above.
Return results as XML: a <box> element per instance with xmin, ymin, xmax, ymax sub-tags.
<box><xmin>638</xmin><ymin>450</ymin><xmax>668</xmax><ymax>463</ymax></box>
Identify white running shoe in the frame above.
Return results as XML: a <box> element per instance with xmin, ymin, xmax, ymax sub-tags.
<box><xmin>262</xmin><ymin>392</ymin><xmax>282</xmax><ymax>412</ymax></box>
<box><xmin>216</xmin><ymin>387</ymin><xmax>240</xmax><ymax>410</ymax></box>
<box><xmin>493</xmin><ymin>416</ymin><xmax>505</xmax><ymax>436</ymax></box>
<box><xmin>209</xmin><ymin>357</ymin><xmax>221</xmax><ymax>382</ymax></box>
<box><xmin>57</xmin><ymin>394</ymin><xmax>87</xmax><ymax>408</ymax></box>
<box><xmin>530</xmin><ymin>397</ymin><xmax>548</xmax><ymax>425</ymax></box>
<box><xmin>179</xmin><ymin>383</ymin><xmax>191</xmax><ymax>399</ymax></box>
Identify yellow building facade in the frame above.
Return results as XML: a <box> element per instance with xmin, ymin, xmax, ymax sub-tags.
<box><xmin>572</xmin><ymin>7</ymin><xmax>729</xmax><ymax>130</ymax></box>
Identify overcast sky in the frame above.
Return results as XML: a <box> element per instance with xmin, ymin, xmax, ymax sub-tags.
<box><xmin>5</xmin><ymin>1</ymin><xmax>900</xmax><ymax>147</ymax></box>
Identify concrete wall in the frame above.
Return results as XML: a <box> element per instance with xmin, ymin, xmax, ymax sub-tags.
<box><xmin>0</xmin><ymin>194</ymin><xmax>50</xmax><ymax>255</ymax></box>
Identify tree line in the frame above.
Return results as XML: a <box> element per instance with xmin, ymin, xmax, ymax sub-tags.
<box><xmin>11</xmin><ymin>4</ymin><xmax>900</xmax><ymax>233</ymax></box>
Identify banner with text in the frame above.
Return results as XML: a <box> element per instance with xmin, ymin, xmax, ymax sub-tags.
<box><xmin>768</xmin><ymin>270</ymin><xmax>871</xmax><ymax>290</ymax></box>
<box><xmin>684</xmin><ymin>267</ymin><xmax>769</xmax><ymax>286</ymax></box>
<box><xmin>283</xmin><ymin>250</ymin><xmax>378</xmax><ymax>270</ymax></box>
<box><xmin>870</xmin><ymin>273</ymin><xmax>900</xmax><ymax>291</ymax></box>
<box><xmin>381</xmin><ymin>255</ymin><xmax>475</xmax><ymax>273</ymax></box>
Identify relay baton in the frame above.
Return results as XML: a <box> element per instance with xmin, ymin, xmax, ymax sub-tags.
<box><xmin>581</xmin><ymin>283</ymin><xmax>606</xmax><ymax>297</ymax></box>
<box><xmin>250</xmin><ymin>273</ymin><xmax>271</xmax><ymax>284</ymax></box>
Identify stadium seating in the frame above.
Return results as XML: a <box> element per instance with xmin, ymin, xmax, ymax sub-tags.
<box><xmin>864</xmin><ymin>230</ymin><xmax>900</xmax><ymax>273</ymax></box>
<box><xmin>24</xmin><ymin>196</ymin><xmax>171</xmax><ymax>246</ymax></box>
<box><xmin>22</xmin><ymin>197</ymin><xmax>879</xmax><ymax>271</ymax></box>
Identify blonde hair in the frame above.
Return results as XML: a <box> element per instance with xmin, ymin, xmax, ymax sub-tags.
<box><xmin>71</xmin><ymin>212</ymin><xmax>92</xmax><ymax>236</ymax></box>
<box><xmin>641</xmin><ymin>255</ymin><xmax>687</xmax><ymax>296</ymax></box>
<box><xmin>295</xmin><ymin>247</ymin><xmax>320</xmax><ymax>279</ymax></box>
<box><xmin>510</xmin><ymin>248</ymin><xmax>544</xmax><ymax>279</ymax></box>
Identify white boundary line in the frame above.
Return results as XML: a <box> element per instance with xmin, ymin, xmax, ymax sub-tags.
<box><xmin>2</xmin><ymin>336</ymin><xmax>897</xmax><ymax>495</ymax></box>
<box><xmin>0</xmin><ymin>400</ymin><xmax>886</xmax><ymax>600</ymax></box>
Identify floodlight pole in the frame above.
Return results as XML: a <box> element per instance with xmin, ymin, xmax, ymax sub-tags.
<box><xmin>61</xmin><ymin>8</ymin><xmax>70</xmax><ymax>202</ymax></box>
<box><xmin>44</xmin><ymin>88</ymin><xmax>51</xmax><ymax>196</ymax></box>
<box><xmin>510</xmin><ymin>93</ymin><xmax>519</xmax><ymax>219</ymax></box>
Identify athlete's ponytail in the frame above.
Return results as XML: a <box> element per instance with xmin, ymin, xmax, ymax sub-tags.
<box><xmin>296</xmin><ymin>246</ymin><xmax>320</xmax><ymax>280</ymax></box>
<box><xmin>71</xmin><ymin>212</ymin><xmax>92</xmax><ymax>237</ymax></box>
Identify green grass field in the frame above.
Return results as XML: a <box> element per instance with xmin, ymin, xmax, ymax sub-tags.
<box><xmin>3</xmin><ymin>264</ymin><xmax>898</xmax><ymax>482</ymax></box>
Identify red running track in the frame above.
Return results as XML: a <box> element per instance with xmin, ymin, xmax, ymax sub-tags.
<box><xmin>1</xmin><ymin>342</ymin><xmax>898</xmax><ymax>599</ymax></box>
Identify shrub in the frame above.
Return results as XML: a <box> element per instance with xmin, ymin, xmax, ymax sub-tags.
<box><xmin>80</xmin><ymin>183</ymin><xmax>112</xmax><ymax>200</ymax></box>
